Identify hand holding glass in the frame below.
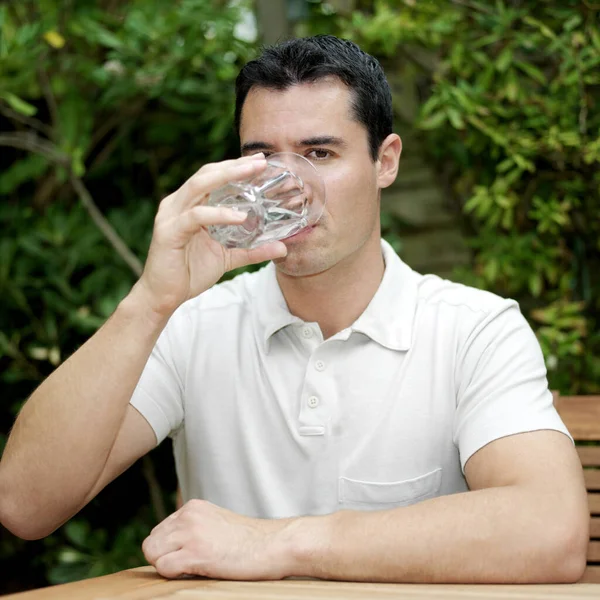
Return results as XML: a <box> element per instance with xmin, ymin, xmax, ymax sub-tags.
<box><xmin>206</xmin><ymin>152</ymin><xmax>326</xmax><ymax>249</ymax></box>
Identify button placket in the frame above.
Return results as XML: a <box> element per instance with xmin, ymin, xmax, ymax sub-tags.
<box><xmin>296</xmin><ymin>331</ymin><xmax>333</xmax><ymax>436</ymax></box>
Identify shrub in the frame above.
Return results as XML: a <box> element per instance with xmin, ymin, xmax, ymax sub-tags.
<box><xmin>0</xmin><ymin>0</ymin><xmax>256</xmax><ymax>590</ymax></box>
<box><xmin>331</xmin><ymin>0</ymin><xmax>600</xmax><ymax>393</ymax></box>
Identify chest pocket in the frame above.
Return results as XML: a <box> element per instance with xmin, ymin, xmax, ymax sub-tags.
<box><xmin>339</xmin><ymin>468</ymin><xmax>442</xmax><ymax>509</ymax></box>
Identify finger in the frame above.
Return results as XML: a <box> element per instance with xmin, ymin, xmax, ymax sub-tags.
<box><xmin>176</xmin><ymin>206</ymin><xmax>248</xmax><ymax>243</ymax></box>
<box><xmin>199</xmin><ymin>152</ymin><xmax>265</xmax><ymax>174</ymax></box>
<box><xmin>159</xmin><ymin>155</ymin><xmax>266</xmax><ymax>217</ymax></box>
<box><xmin>154</xmin><ymin>549</ymin><xmax>195</xmax><ymax>579</ymax></box>
<box><xmin>150</xmin><ymin>510</ymin><xmax>179</xmax><ymax>536</ymax></box>
<box><xmin>227</xmin><ymin>241</ymin><xmax>288</xmax><ymax>271</ymax></box>
<box><xmin>181</xmin><ymin>158</ymin><xmax>267</xmax><ymax>209</ymax></box>
<box><xmin>142</xmin><ymin>529</ymin><xmax>184</xmax><ymax>565</ymax></box>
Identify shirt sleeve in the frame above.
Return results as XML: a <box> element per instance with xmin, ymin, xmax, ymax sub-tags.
<box><xmin>129</xmin><ymin>308</ymin><xmax>188</xmax><ymax>444</ymax></box>
<box><xmin>453</xmin><ymin>301</ymin><xmax>571</xmax><ymax>472</ymax></box>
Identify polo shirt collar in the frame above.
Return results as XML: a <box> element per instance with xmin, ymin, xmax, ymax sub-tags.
<box><xmin>253</xmin><ymin>239</ymin><xmax>418</xmax><ymax>352</ymax></box>
<box><xmin>350</xmin><ymin>239</ymin><xmax>417</xmax><ymax>351</ymax></box>
<box><xmin>254</xmin><ymin>262</ymin><xmax>303</xmax><ymax>349</ymax></box>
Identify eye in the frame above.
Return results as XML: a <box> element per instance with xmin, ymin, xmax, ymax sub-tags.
<box><xmin>307</xmin><ymin>148</ymin><xmax>331</xmax><ymax>160</ymax></box>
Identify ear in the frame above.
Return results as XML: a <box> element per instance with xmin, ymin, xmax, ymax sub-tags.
<box><xmin>376</xmin><ymin>133</ymin><xmax>402</xmax><ymax>189</ymax></box>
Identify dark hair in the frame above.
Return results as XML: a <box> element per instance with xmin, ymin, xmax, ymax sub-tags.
<box><xmin>235</xmin><ymin>35</ymin><xmax>393</xmax><ymax>162</ymax></box>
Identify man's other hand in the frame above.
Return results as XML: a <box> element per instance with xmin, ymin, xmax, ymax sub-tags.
<box><xmin>142</xmin><ymin>500</ymin><xmax>297</xmax><ymax>580</ymax></box>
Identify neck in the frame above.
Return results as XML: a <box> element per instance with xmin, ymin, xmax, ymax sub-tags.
<box><xmin>276</xmin><ymin>234</ymin><xmax>385</xmax><ymax>339</ymax></box>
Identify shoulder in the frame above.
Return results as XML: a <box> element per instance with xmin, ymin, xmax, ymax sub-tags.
<box><xmin>415</xmin><ymin>273</ymin><xmax>516</xmax><ymax>317</ymax></box>
<box><xmin>410</xmin><ymin>272</ymin><xmax>528</xmax><ymax>352</ymax></box>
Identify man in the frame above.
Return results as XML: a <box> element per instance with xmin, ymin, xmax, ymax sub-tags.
<box><xmin>0</xmin><ymin>35</ymin><xmax>588</xmax><ymax>583</ymax></box>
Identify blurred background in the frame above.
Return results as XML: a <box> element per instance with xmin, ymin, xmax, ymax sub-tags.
<box><xmin>0</xmin><ymin>0</ymin><xmax>598</xmax><ymax>593</ymax></box>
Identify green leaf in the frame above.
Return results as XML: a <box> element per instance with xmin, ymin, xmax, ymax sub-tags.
<box><xmin>523</xmin><ymin>16</ymin><xmax>556</xmax><ymax>40</ymax></box>
<box><xmin>64</xmin><ymin>521</ymin><xmax>90</xmax><ymax>548</ymax></box>
<box><xmin>477</xmin><ymin>63</ymin><xmax>495</xmax><ymax>91</ymax></box>
<box><xmin>0</xmin><ymin>92</ymin><xmax>37</xmax><ymax>116</ymax></box>
<box><xmin>515</xmin><ymin>61</ymin><xmax>547</xmax><ymax>85</ymax></box>
<box><xmin>71</xmin><ymin>16</ymin><xmax>123</xmax><ymax>49</ymax></box>
<box><xmin>590</xmin><ymin>27</ymin><xmax>600</xmax><ymax>53</ymax></box>
<box><xmin>421</xmin><ymin>94</ymin><xmax>442</xmax><ymax>117</ymax></box>
<box><xmin>562</xmin><ymin>69</ymin><xmax>580</xmax><ymax>86</ymax></box>
<box><xmin>496</xmin><ymin>46</ymin><xmax>513</xmax><ymax>72</ymax></box>
<box><xmin>466</xmin><ymin>115</ymin><xmax>509</xmax><ymax>146</ymax></box>
<box><xmin>419</xmin><ymin>111</ymin><xmax>447</xmax><ymax>130</ymax></box>
<box><xmin>57</xmin><ymin>93</ymin><xmax>93</xmax><ymax>155</ymax></box>
<box><xmin>71</xmin><ymin>148</ymin><xmax>86</xmax><ymax>177</ymax></box>
<box><xmin>505</xmin><ymin>70</ymin><xmax>519</xmax><ymax>102</ymax></box>
<box><xmin>447</xmin><ymin>107</ymin><xmax>465</xmax><ymax>129</ymax></box>
<box><xmin>497</xmin><ymin>158</ymin><xmax>513</xmax><ymax>173</ymax></box>
<box><xmin>529</xmin><ymin>273</ymin><xmax>543</xmax><ymax>297</ymax></box>
<box><xmin>513</xmin><ymin>154</ymin><xmax>535</xmax><ymax>172</ymax></box>
<box><xmin>483</xmin><ymin>258</ymin><xmax>499</xmax><ymax>283</ymax></box>
<box><xmin>0</xmin><ymin>155</ymin><xmax>49</xmax><ymax>194</ymax></box>
<box><xmin>450</xmin><ymin>86</ymin><xmax>476</xmax><ymax>112</ymax></box>
<box><xmin>47</xmin><ymin>555</ymin><xmax>92</xmax><ymax>585</ymax></box>
<box><xmin>473</xmin><ymin>34</ymin><xmax>500</xmax><ymax>49</ymax></box>
<box><xmin>563</xmin><ymin>14</ymin><xmax>582</xmax><ymax>32</ymax></box>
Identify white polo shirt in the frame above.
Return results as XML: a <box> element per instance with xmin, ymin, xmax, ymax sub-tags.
<box><xmin>130</xmin><ymin>239</ymin><xmax>569</xmax><ymax>518</ymax></box>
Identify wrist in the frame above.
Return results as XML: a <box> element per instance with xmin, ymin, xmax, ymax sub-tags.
<box><xmin>120</xmin><ymin>282</ymin><xmax>174</xmax><ymax>330</ymax></box>
<box><xmin>276</xmin><ymin>513</ymin><xmax>337</xmax><ymax>579</ymax></box>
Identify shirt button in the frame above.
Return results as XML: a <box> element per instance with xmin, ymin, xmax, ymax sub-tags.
<box><xmin>307</xmin><ymin>396</ymin><xmax>320</xmax><ymax>408</ymax></box>
<box><xmin>315</xmin><ymin>360</ymin><xmax>325</xmax><ymax>371</ymax></box>
<box><xmin>302</xmin><ymin>327</ymin><xmax>313</xmax><ymax>339</ymax></box>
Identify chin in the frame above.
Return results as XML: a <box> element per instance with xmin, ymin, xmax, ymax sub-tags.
<box><xmin>273</xmin><ymin>247</ymin><xmax>332</xmax><ymax>278</ymax></box>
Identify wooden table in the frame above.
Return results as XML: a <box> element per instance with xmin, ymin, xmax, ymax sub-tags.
<box><xmin>3</xmin><ymin>567</ymin><xmax>600</xmax><ymax>600</ymax></box>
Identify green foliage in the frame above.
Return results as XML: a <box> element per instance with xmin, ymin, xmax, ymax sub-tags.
<box><xmin>42</xmin><ymin>515</ymin><xmax>148</xmax><ymax>584</ymax></box>
<box><xmin>327</xmin><ymin>0</ymin><xmax>600</xmax><ymax>394</ymax></box>
<box><xmin>0</xmin><ymin>0</ymin><xmax>256</xmax><ymax>592</ymax></box>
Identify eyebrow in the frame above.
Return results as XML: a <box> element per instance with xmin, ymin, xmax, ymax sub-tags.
<box><xmin>240</xmin><ymin>135</ymin><xmax>347</xmax><ymax>154</ymax></box>
<box><xmin>297</xmin><ymin>136</ymin><xmax>347</xmax><ymax>148</ymax></box>
<box><xmin>240</xmin><ymin>141</ymin><xmax>276</xmax><ymax>154</ymax></box>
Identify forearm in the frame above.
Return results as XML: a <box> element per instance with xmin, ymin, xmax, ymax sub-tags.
<box><xmin>287</xmin><ymin>486</ymin><xmax>585</xmax><ymax>583</ymax></box>
<box><xmin>0</xmin><ymin>284</ymin><xmax>168</xmax><ymax>533</ymax></box>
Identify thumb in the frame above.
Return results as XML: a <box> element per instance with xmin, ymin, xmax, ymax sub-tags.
<box><xmin>226</xmin><ymin>241</ymin><xmax>288</xmax><ymax>271</ymax></box>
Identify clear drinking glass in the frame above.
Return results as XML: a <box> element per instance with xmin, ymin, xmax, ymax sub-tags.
<box><xmin>206</xmin><ymin>152</ymin><xmax>326</xmax><ymax>249</ymax></box>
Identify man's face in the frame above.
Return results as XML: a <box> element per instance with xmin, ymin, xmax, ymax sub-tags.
<box><xmin>239</xmin><ymin>78</ymin><xmax>382</xmax><ymax>278</ymax></box>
